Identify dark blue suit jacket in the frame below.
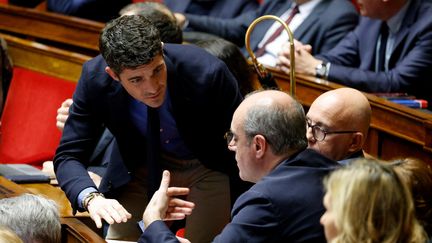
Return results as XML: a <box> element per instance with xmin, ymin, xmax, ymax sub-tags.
<box><xmin>139</xmin><ymin>149</ymin><xmax>340</xmax><ymax>243</ymax></box>
<box><xmin>54</xmin><ymin>44</ymin><xmax>243</xmax><ymax>210</ymax></box>
<box><xmin>164</xmin><ymin>0</ymin><xmax>258</xmax><ymax>18</ymax></box>
<box><xmin>185</xmin><ymin>0</ymin><xmax>358</xmax><ymax>56</ymax></box>
<box><xmin>47</xmin><ymin>0</ymin><xmax>131</xmax><ymax>22</ymax></box>
<box><xmin>318</xmin><ymin>0</ymin><xmax>432</xmax><ymax>105</ymax></box>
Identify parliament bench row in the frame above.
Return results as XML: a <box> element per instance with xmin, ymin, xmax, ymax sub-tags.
<box><xmin>0</xmin><ymin>28</ymin><xmax>431</xmax><ymax>169</ymax></box>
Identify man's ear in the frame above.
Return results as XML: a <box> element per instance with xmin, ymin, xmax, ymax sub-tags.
<box><xmin>348</xmin><ymin>132</ymin><xmax>364</xmax><ymax>153</ymax></box>
<box><xmin>253</xmin><ymin>135</ymin><xmax>267</xmax><ymax>159</ymax></box>
<box><xmin>105</xmin><ymin>67</ymin><xmax>120</xmax><ymax>81</ymax></box>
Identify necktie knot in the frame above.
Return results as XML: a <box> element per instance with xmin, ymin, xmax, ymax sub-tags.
<box><xmin>255</xmin><ymin>5</ymin><xmax>300</xmax><ymax>57</ymax></box>
<box><xmin>291</xmin><ymin>5</ymin><xmax>300</xmax><ymax>16</ymax></box>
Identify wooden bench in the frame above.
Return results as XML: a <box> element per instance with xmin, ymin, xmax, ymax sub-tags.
<box><xmin>0</xmin><ymin>3</ymin><xmax>103</xmax><ymax>56</ymax></box>
<box><xmin>265</xmin><ymin>68</ymin><xmax>432</xmax><ymax>164</ymax></box>
<box><xmin>0</xmin><ymin>176</ymin><xmax>85</xmax><ymax>217</ymax></box>
<box><xmin>61</xmin><ymin>218</ymin><xmax>106</xmax><ymax>243</ymax></box>
<box><xmin>0</xmin><ymin>176</ymin><xmax>105</xmax><ymax>242</ymax></box>
<box><xmin>0</xmin><ymin>33</ymin><xmax>91</xmax><ymax>166</ymax></box>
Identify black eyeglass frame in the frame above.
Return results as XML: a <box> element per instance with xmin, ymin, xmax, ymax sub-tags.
<box><xmin>224</xmin><ymin>131</ymin><xmax>234</xmax><ymax>145</ymax></box>
<box><xmin>306</xmin><ymin>120</ymin><xmax>359</xmax><ymax>141</ymax></box>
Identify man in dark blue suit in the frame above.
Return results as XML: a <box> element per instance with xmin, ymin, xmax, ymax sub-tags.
<box><xmin>165</xmin><ymin>0</ymin><xmax>258</xmax><ymax>19</ymax></box>
<box><xmin>278</xmin><ymin>0</ymin><xmax>432</xmax><ymax>107</ymax></box>
<box><xmin>140</xmin><ymin>90</ymin><xmax>340</xmax><ymax>242</ymax></box>
<box><xmin>175</xmin><ymin>0</ymin><xmax>358</xmax><ymax>67</ymax></box>
<box><xmin>54</xmin><ymin>15</ymin><xmax>245</xmax><ymax>242</ymax></box>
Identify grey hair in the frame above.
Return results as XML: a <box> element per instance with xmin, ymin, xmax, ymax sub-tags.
<box><xmin>243</xmin><ymin>94</ymin><xmax>307</xmax><ymax>155</ymax></box>
<box><xmin>0</xmin><ymin>194</ymin><xmax>61</xmax><ymax>243</ymax></box>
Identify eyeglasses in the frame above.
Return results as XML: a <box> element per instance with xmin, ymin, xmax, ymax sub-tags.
<box><xmin>224</xmin><ymin>131</ymin><xmax>234</xmax><ymax>145</ymax></box>
<box><xmin>306</xmin><ymin>120</ymin><xmax>358</xmax><ymax>141</ymax></box>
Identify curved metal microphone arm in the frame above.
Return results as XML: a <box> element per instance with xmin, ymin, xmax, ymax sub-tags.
<box><xmin>245</xmin><ymin>15</ymin><xmax>296</xmax><ymax>97</ymax></box>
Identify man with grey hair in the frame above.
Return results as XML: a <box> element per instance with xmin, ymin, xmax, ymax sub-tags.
<box><xmin>0</xmin><ymin>193</ymin><xmax>61</xmax><ymax>243</ymax></box>
<box><xmin>140</xmin><ymin>90</ymin><xmax>340</xmax><ymax>242</ymax></box>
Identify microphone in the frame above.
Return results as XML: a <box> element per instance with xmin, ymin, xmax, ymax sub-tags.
<box><xmin>245</xmin><ymin>15</ymin><xmax>296</xmax><ymax>96</ymax></box>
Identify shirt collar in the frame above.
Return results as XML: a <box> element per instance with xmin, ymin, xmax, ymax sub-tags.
<box><xmin>386</xmin><ymin>0</ymin><xmax>410</xmax><ymax>34</ymax></box>
<box><xmin>296</xmin><ymin>0</ymin><xmax>322</xmax><ymax>15</ymax></box>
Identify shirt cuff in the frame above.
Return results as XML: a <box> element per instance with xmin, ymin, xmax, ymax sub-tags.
<box><xmin>77</xmin><ymin>187</ymin><xmax>98</xmax><ymax>210</ymax></box>
<box><xmin>138</xmin><ymin>220</ymin><xmax>145</xmax><ymax>232</ymax></box>
<box><xmin>182</xmin><ymin>19</ymin><xmax>190</xmax><ymax>30</ymax></box>
<box><xmin>325</xmin><ymin>62</ymin><xmax>331</xmax><ymax>79</ymax></box>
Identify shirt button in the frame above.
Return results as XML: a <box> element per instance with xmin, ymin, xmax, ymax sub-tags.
<box><xmin>165</xmin><ymin>140</ymin><xmax>170</xmax><ymax>144</ymax></box>
<box><xmin>160</xmin><ymin>128</ymin><xmax>163</xmax><ymax>132</ymax></box>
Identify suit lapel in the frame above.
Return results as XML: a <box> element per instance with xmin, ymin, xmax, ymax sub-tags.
<box><xmin>251</xmin><ymin>0</ymin><xmax>294</xmax><ymax>51</ymax></box>
<box><xmin>294</xmin><ymin>0</ymin><xmax>328</xmax><ymax>39</ymax></box>
<box><xmin>362</xmin><ymin>20</ymin><xmax>382</xmax><ymax>69</ymax></box>
<box><xmin>177</xmin><ymin>0</ymin><xmax>191</xmax><ymax>13</ymax></box>
<box><xmin>389</xmin><ymin>0</ymin><xmax>418</xmax><ymax>66</ymax></box>
<box><xmin>106</xmin><ymin>79</ymin><xmax>134</xmax><ymax>135</ymax></box>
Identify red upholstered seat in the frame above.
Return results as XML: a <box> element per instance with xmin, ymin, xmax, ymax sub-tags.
<box><xmin>0</xmin><ymin>67</ymin><xmax>76</xmax><ymax>168</ymax></box>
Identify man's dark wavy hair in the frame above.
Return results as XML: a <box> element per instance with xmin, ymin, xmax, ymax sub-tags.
<box><xmin>99</xmin><ymin>15</ymin><xmax>162</xmax><ymax>74</ymax></box>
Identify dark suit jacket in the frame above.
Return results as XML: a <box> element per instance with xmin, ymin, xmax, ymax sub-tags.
<box><xmin>139</xmin><ymin>149</ymin><xmax>340</xmax><ymax>243</ymax></box>
<box><xmin>54</xmin><ymin>44</ymin><xmax>243</xmax><ymax>210</ymax></box>
<box><xmin>164</xmin><ymin>0</ymin><xmax>258</xmax><ymax>19</ymax></box>
<box><xmin>47</xmin><ymin>0</ymin><xmax>131</xmax><ymax>22</ymax></box>
<box><xmin>185</xmin><ymin>0</ymin><xmax>359</xmax><ymax>56</ymax></box>
<box><xmin>318</xmin><ymin>0</ymin><xmax>432</xmax><ymax>106</ymax></box>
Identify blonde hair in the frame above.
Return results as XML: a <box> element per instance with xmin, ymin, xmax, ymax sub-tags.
<box><xmin>0</xmin><ymin>226</ymin><xmax>23</xmax><ymax>243</ymax></box>
<box><xmin>324</xmin><ymin>159</ymin><xmax>426</xmax><ymax>243</ymax></box>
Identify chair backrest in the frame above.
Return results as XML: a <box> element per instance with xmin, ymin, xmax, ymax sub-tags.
<box><xmin>0</xmin><ymin>34</ymin><xmax>90</xmax><ymax>167</ymax></box>
<box><xmin>0</xmin><ymin>67</ymin><xmax>76</xmax><ymax>166</ymax></box>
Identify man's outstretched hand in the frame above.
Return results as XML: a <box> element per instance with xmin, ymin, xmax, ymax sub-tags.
<box><xmin>143</xmin><ymin>170</ymin><xmax>195</xmax><ymax>228</ymax></box>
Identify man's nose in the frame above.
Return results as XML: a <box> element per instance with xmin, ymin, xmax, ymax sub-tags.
<box><xmin>306</xmin><ymin>128</ymin><xmax>316</xmax><ymax>142</ymax></box>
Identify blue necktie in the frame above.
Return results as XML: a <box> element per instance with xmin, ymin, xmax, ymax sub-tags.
<box><xmin>146</xmin><ymin>107</ymin><xmax>161</xmax><ymax>198</ymax></box>
<box><xmin>377</xmin><ymin>22</ymin><xmax>389</xmax><ymax>71</ymax></box>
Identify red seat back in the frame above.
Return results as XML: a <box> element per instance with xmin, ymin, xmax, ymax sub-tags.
<box><xmin>0</xmin><ymin>67</ymin><xmax>76</xmax><ymax>167</ymax></box>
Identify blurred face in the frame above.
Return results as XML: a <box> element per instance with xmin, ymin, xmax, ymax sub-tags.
<box><xmin>111</xmin><ymin>54</ymin><xmax>167</xmax><ymax>108</ymax></box>
<box><xmin>355</xmin><ymin>0</ymin><xmax>384</xmax><ymax>18</ymax></box>
<box><xmin>228</xmin><ymin>110</ymin><xmax>259</xmax><ymax>183</ymax></box>
<box><xmin>320</xmin><ymin>192</ymin><xmax>339</xmax><ymax>241</ymax></box>
<box><xmin>306</xmin><ymin>105</ymin><xmax>355</xmax><ymax>161</ymax></box>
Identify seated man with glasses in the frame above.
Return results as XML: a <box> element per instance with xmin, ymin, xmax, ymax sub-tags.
<box><xmin>306</xmin><ymin>88</ymin><xmax>371</xmax><ymax>164</ymax></box>
<box><xmin>139</xmin><ymin>90</ymin><xmax>341</xmax><ymax>242</ymax></box>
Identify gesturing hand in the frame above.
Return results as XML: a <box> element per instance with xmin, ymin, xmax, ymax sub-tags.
<box><xmin>56</xmin><ymin>98</ymin><xmax>73</xmax><ymax>131</ymax></box>
<box><xmin>143</xmin><ymin>170</ymin><xmax>195</xmax><ymax>228</ymax></box>
<box><xmin>87</xmin><ymin>196</ymin><xmax>132</xmax><ymax>228</ymax></box>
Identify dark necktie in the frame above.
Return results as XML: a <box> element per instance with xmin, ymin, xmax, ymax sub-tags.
<box><xmin>146</xmin><ymin>107</ymin><xmax>162</xmax><ymax>198</ymax></box>
<box><xmin>377</xmin><ymin>22</ymin><xmax>389</xmax><ymax>71</ymax></box>
<box><xmin>255</xmin><ymin>5</ymin><xmax>300</xmax><ymax>57</ymax></box>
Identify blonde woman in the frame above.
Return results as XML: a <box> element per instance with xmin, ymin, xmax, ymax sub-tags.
<box><xmin>321</xmin><ymin>159</ymin><xmax>427</xmax><ymax>243</ymax></box>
